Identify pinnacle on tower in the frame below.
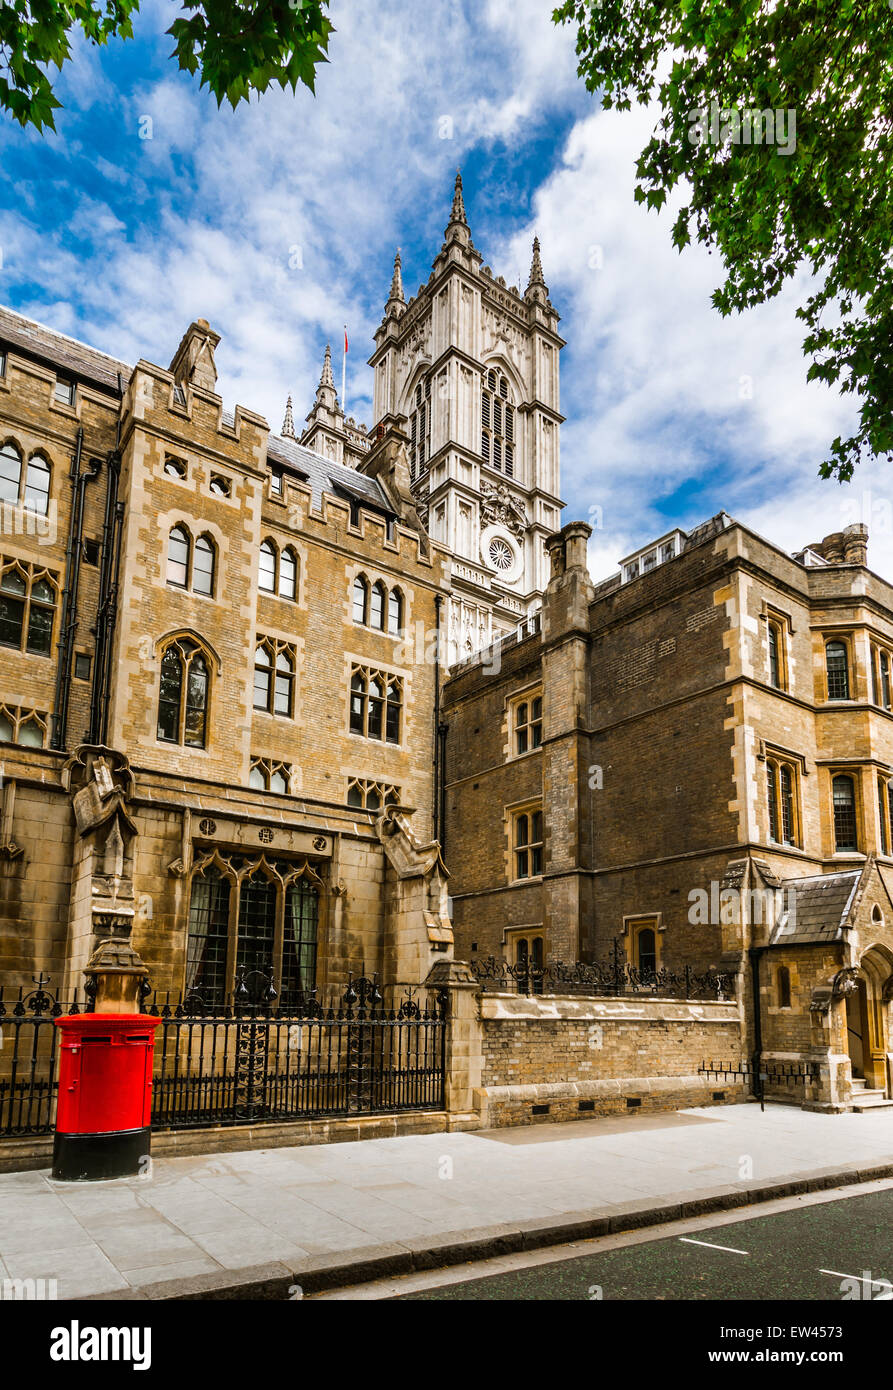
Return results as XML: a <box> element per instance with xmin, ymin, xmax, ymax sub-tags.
<box><xmin>319</xmin><ymin>343</ymin><xmax>335</xmax><ymax>391</ymax></box>
<box><xmin>526</xmin><ymin>235</ymin><xmax>547</xmax><ymax>294</ymax></box>
<box><xmin>386</xmin><ymin>249</ymin><xmax>405</xmax><ymax>311</ymax></box>
<box><xmin>448</xmin><ymin>169</ymin><xmax>468</xmax><ymax>228</ymax></box>
<box><xmin>281</xmin><ymin>394</ymin><xmax>296</xmax><ymax>439</ymax></box>
<box><xmin>442</xmin><ymin>169</ymin><xmax>474</xmax><ymax>253</ymax></box>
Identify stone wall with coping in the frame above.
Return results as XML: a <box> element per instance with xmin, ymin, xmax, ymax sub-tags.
<box><xmin>474</xmin><ymin>990</ymin><xmax>746</xmax><ymax>1127</ymax></box>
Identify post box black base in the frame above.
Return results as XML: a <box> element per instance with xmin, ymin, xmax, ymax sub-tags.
<box><xmin>52</xmin><ymin>1127</ymin><xmax>151</xmax><ymax>1182</ymax></box>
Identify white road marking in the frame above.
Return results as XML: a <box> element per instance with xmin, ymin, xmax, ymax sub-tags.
<box><xmin>819</xmin><ymin>1268</ymin><xmax>893</xmax><ymax>1290</ymax></box>
<box><xmin>679</xmin><ymin>1237</ymin><xmax>749</xmax><ymax>1256</ymax></box>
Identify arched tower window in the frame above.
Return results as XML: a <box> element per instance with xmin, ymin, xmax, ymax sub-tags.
<box><xmin>409</xmin><ymin>377</ymin><xmax>431</xmax><ymax>482</ymax></box>
<box><xmin>482</xmin><ymin>370</ymin><xmax>514</xmax><ymax>477</ymax></box>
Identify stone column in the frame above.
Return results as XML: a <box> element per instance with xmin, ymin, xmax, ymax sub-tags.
<box><xmin>425</xmin><ymin>959</ymin><xmax>483</xmax><ymax>1130</ymax></box>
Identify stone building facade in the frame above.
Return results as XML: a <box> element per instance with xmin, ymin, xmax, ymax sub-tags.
<box><xmin>0</xmin><ymin>303</ymin><xmax>455</xmax><ymax>1008</ymax></box>
<box><xmin>442</xmin><ymin>514</ymin><xmax>893</xmax><ymax>1111</ymax></box>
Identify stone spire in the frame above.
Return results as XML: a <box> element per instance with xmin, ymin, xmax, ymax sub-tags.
<box><xmin>443</xmin><ymin>169</ymin><xmax>473</xmax><ymax>250</ymax></box>
<box><xmin>448</xmin><ymin>169</ymin><xmax>468</xmax><ymax>228</ymax></box>
<box><xmin>525</xmin><ymin>235</ymin><xmax>549</xmax><ymax>304</ymax></box>
<box><xmin>281</xmin><ymin>394</ymin><xmax>296</xmax><ymax>439</ymax></box>
<box><xmin>319</xmin><ymin>343</ymin><xmax>335</xmax><ymax>392</ymax></box>
<box><xmin>385</xmin><ymin>249</ymin><xmax>405</xmax><ymax>315</ymax></box>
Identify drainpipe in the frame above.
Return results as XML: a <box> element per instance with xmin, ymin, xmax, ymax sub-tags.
<box><xmin>52</xmin><ymin>430</ymin><xmax>101</xmax><ymax>750</ymax></box>
<box><xmin>749</xmin><ymin>946</ymin><xmax>766</xmax><ymax>1112</ymax></box>
<box><xmin>88</xmin><ymin>373</ymin><xmax>125</xmax><ymax>746</ymax></box>
<box><xmin>438</xmin><ymin>718</ymin><xmax>448</xmax><ymax>860</ymax></box>
<box><xmin>433</xmin><ymin>595</ymin><xmax>442</xmax><ymax>843</ymax></box>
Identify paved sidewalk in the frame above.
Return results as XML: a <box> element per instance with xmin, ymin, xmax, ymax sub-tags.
<box><xmin>3</xmin><ymin>1103</ymin><xmax>893</xmax><ymax>1299</ymax></box>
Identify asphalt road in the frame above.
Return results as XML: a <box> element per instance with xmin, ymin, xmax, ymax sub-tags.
<box><xmin>399</xmin><ymin>1187</ymin><xmax>893</xmax><ymax>1301</ymax></box>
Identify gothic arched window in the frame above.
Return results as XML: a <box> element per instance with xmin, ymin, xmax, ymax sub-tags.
<box><xmin>193</xmin><ymin>534</ymin><xmax>216</xmax><ymax>597</ymax></box>
<box><xmin>24</xmin><ymin>455</ymin><xmax>51</xmax><ymax>514</ymax></box>
<box><xmin>279</xmin><ymin>547</ymin><xmax>298</xmax><ymax>601</ymax></box>
<box><xmin>157</xmin><ymin>638</ymin><xmax>209</xmax><ymax>747</ymax></box>
<box><xmin>388</xmin><ymin>588</ymin><xmax>404</xmax><ymax>635</ymax></box>
<box><xmin>0</xmin><ymin>442</ymin><xmax>22</xmax><ymax>505</ymax></box>
<box><xmin>254</xmin><ymin>644</ymin><xmax>272</xmax><ymax>711</ymax></box>
<box><xmin>167</xmin><ymin>525</ymin><xmax>191</xmax><ymax>588</ymax></box>
<box><xmin>259</xmin><ymin>540</ymin><xmax>277</xmax><ymax>593</ymax></box>
<box><xmin>0</xmin><ymin>562</ymin><xmax>58</xmax><ymax>655</ymax></box>
<box><xmin>370</xmin><ymin>581</ymin><xmax>386</xmax><ymax>631</ymax></box>
<box><xmin>186</xmin><ymin>868</ymin><xmax>231</xmax><ymax>1005</ymax></box>
<box><xmin>274</xmin><ymin>649</ymin><xmax>294</xmax><ymax>716</ymax></box>
<box><xmin>409</xmin><ymin>377</ymin><xmax>431</xmax><ymax>482</ymax></box>
<box><xmin>353</xmin><ymin>575</ymin><xmax>369</xmax><ymax>625</ymax></box>
<box><xmin>482</xmin><ymin>371</ymin><xmax>514</xmax><ymax>477</ymax></box>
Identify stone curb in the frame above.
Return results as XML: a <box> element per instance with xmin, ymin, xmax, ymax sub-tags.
<box><xmin>78</xmin><ymin>1158</ymin><xmax>893</xmax><ymax>1300</ymax></box>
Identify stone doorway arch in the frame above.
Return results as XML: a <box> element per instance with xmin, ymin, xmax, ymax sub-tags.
<box><xmin>846</xmin><ymin>945</ymin><xmax>893</xmax><ymax>1095</ymax></box>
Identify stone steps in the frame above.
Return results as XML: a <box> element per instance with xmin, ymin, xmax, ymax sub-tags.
<box><xmin>850</xmin><ymin>1081</ymin><xmax>893</xmax><ymax>1111</ymax></box>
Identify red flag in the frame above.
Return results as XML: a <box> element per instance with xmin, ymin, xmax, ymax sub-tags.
<box><xmin>344</xmin><ymin>327</ymin><xmax>349</xmax><ymax>354</ymax></box>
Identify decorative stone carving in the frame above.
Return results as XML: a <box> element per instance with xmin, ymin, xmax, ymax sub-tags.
<box><xmin>480</xmin><ymin>480</ymin><xmax>527</xmax><ymax>539</ymax></box>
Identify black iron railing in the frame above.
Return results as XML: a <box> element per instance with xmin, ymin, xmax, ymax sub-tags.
<box><xmin>470</xmin><ymin>941</ymin><xmax>734</xmax><ymax>1001</ymax></box>
<box><xmin>0</xmin><ymin>975</ymin><xmax>92</xmax><ymax>1138</ymax></box>
<box><xmin>0</xmin><ymin>972</ymin><xmax>447</xmax><ymax>1139</ymax></box>
<box><xmin>146</xmin><ymin>973</ymin><xmax>448</xmax><ymax>1131</ymax></box>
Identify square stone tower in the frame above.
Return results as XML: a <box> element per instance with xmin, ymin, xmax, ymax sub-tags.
<box><xmin>370</xmin><ymin>174</ymin><xmax>566</xmax><ymax>664</ymax></box>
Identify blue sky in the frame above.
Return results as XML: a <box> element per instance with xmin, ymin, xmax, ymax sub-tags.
<box><xmin>2</xmin><ymin>0</ymin><xmax>887</xmax><ymax>579</ymax></box>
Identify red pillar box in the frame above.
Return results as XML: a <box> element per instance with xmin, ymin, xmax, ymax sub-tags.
<box><xmin>52</xmin><ymin>1015</ymin><xmax>162</xmax><ymax>1182</ymax></box>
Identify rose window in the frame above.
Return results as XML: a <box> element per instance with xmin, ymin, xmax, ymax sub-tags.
<box><xmin>489</xmin><ymin>537</ymin><xmax>514</xmax><ymax>571</ymax></box>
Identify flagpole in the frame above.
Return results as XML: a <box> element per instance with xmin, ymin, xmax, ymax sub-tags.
<box><xmin>342</xmin><ymin>326</ymin><xmax>348</xmax><ymax>417</ymax></box>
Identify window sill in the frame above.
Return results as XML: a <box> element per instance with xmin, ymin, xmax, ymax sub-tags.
<box><xmin>348</xmin><ymin>731</ymin><xmax>402</xmax><ymax>749</ymax></box>
<box><xmin>509</xmin><ymin>875</ymin><xmax>544</xmax><ymax>887</ymax></box>
<box><xmin>509</xmin><ymin>747</ymin><xmax>543</xmax><ymax>763</ymax></box>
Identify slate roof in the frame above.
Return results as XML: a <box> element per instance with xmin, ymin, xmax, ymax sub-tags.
<box><xmin>267</xmin><ymin>435</ymin><xmax>394</xmax><ymax>516</ymax></box>
<box><xmin>771</xmin><ymin>870</ymin><xmax>862</xmax><ymax>946</ymax></box>
<box><xmin>0</xmin><ymin>305</ymin><xmax>393</xmax><ymax>516</ymax></box>
<box><xmin>0</xmin><ymin>305</ymin><xmax>129</xmax><ymax>394</ymax></box>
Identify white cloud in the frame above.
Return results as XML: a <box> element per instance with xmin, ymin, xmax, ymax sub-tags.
<box><xmin>1</xmin><ymin>0</ymin><xmax>885</xmax><ymax>585</ymax></box>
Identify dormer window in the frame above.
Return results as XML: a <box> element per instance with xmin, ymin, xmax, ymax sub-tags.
<box><xmin>641</xmin><ymin>550</ymin><xmax>657</xmax><ymax>573</ymax></box>
<box><xmin>54</xmin><ymin>379</ymin><xmax>75</xmax><ymax>407</ymax></box>
<box><xmin>624</xmin><ymin>562</ymin><xmax>639</xmax><ymax>583</ymax></box>
<box><xmin>660</xmin><ymin>539</ymin><xmax>676</xmax><ymax>563</ymax></box>
<box><xmin>270</xmin><ymin>470</ymin><xmax>283</xmax><ymax>497</ymax></box>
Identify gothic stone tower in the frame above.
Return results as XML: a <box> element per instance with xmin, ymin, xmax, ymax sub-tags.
<box><xmin>370</xmin><ymin>174</ymin><xmax>565</xmax><ymax>664</ymax></box>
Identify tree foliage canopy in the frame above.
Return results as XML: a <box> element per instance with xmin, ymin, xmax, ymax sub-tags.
<box><xmin>0</xmin><ymin>0</ymin><xmax>333</xmax><ymax>134</ymax></box>
<box><xmin>554</xmin><ymin>0</ymin><xmax>893</xmax><ymax>481</ymax></box>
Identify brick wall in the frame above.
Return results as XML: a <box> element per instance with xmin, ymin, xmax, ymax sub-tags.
<box><xmin>475</xmin><ymin>992</ymin><xmax>745</xmax><ymax>1126</ymax></box>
